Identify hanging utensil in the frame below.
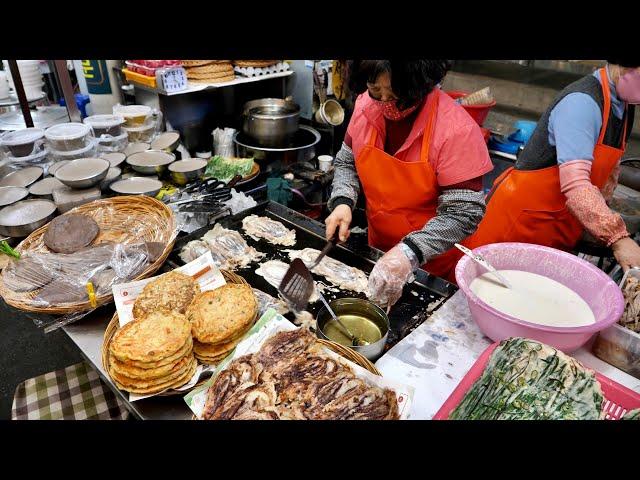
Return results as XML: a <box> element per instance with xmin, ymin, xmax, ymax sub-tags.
<box><xmin>454</xmin><ymin>243</ymin><xmax>512</xmax><ymax>289</ymax></box>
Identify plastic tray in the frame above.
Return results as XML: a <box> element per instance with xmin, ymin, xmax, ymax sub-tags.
<box><xmin>122</xmin><ymin>68</ymin><xmax>157</xmax><ymax>88</ymax></box>
<box><xmin>433</xmin><ymin>342</ymin><xmax>640</xmax><ymax>420</ymax></box>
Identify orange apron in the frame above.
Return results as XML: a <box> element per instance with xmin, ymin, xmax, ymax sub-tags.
<box><xmin>354</xmin><ymin>90</ymin><xmax>461</xmax><ymax>278</ymax></box>
<box><xmin>437</xmin><ymin>67</ymin><xmax>628</xmax><ymax>283</ymax></box>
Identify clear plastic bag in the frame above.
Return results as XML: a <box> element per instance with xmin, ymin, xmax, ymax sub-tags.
<box><xmin>1</xmin><ymin>204</ymin><xmax>183</xmax><ymax>332</ymax></box>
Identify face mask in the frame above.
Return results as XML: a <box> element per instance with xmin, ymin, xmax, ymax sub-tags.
<box><xmin>369</xmin><ymin>94</ymin><xmax>419</xmax><ymax>121</ymax></box>
<box><xmin>617</xmin><ymin>68</ymin><xmax>640</xmax><ymax>104</ymax></box>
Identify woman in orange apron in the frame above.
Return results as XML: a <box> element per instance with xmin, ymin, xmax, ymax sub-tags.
<box><xmin>437</xmin><ymin>61</ymin><xmax>640</xmax><ymax>279</ymax></box>
<box><xmin>325</xmin><ymin>60</ymin><xmax>493</xmax><ymax>307</ymax></box>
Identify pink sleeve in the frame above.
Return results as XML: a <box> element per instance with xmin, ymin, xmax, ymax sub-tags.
<box><xmin>560</xmin><ymin>160</ymin><xmax>628</xmax><ymax>246</ymax></box>
<box><xmin>435</xmin><ymin>123</ymin><xmax>493</xmax><ymax>187</ymax></box>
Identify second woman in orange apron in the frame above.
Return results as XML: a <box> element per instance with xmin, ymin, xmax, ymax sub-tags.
<box><xmin>437</xmin><ymin>62</ymin><xmax>640</xmax><ymax>279</ymax></box>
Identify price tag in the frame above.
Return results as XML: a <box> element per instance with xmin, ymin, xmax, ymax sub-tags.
<box><xmin>157</xmin><ymin>67</ymin><xmax>188</xmax><ymax>93</ymax></box>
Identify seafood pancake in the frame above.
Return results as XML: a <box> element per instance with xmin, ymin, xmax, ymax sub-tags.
<box><xmin>242</xmin><ymin>215</ymin><xmax>296</xmax><ymax>246</ymax></box>
<box><xmin>110</xmin><ymin>310</ymin><xmax>192</xmax><ymax>363</ymax></box>
<box><xmin>186</xmin><ymin>284</ymin><xmax>257</xmax><ymax>344</ymax></box>
<box><xmin>179</xmin><ymin>239</ymin><xmax>209</xmax><ymax>264</ymax></box>
<box><xmin>200</xmin><ymin>224</ymin><xmax>264</xmax><ymax>270</ymax></box>
<box><xmin>287</xmin><ymin>248</ymin><xmax>369</xmax><ymax>295</ymax></box>
<box><xmin>111</xmin><ymin>357</ymin><xmax>197</xmax><ymax>395</ymax></box>
<box><xmin>254</xmin><ymin>260</ymin><xmax>320</xmax><ymax>302</ymax></box>
<box><xmin>132</xmin><ymin>271</ymin><xmax>200</xmax><ymax>319</ymax></box>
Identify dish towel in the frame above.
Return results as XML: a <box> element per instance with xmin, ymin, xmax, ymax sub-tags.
<box><xmin>12</xmin><ymin>362</ymin><xmax>130</xmax><ymax>420</ymax></box>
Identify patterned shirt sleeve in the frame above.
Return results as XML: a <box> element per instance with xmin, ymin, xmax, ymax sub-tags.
<box><xmin>328</xmin><ymin>142</ymin><xmax>360</xmax><ymax>211</ymax></box>
<box><xmin>402</xmin><ymin>189</ymin><xmax>486</xmax><ymax>264</ymax></box>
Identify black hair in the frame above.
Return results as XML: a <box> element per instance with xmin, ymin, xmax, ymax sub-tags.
<box><xmin>349</xmin><ymin>60</ymin><xmax>452</xmax><ymax>109</ymax></box>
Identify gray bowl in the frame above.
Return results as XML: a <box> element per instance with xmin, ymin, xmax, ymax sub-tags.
<box><xmin>126</xmin><ymin>150</ymin><xmax>175</xmax><ymax>175</ymax></box>
<box><xmin>54</xmin><ymin>157</ymin><xmax>110</xmax><ymax>189</ymax></box>
<box><xmin>0</xmin><ymin>186</ymin><xmax>29</xmax><ymax>207</ymax></box>
<box><xmin>0</xmin><ymin>199</ymin><xmax>57</xmax><ymax>237</ymax></box>
<box><xmin>28</xmin><ymin>177</ymin><xmax>65</xmax><ymax>200</ymax></box>
<box><xmin>168</xmin><ymin>158</ymin><xmax>207</xmax><ymax>186</ymax></box>
<box><xmin>316</xmin><ymin>297</ymin><xmax>390</xmax><ymax>361</ymax></box>
<box><xmin>99</xmin><ymin>167</ymin><xmax>122</xmax><ymax>192</ymax></box>
<box><xmin>110</xmin><ymin>177</ymin><xmax>163</xmax><ymax>197</ymax></box>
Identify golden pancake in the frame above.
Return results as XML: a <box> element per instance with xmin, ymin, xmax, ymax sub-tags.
<box><xmin>182</xmin><ymin>60</ymin><xmax>229</xmax><ymax>67</ymax></box>
<box><xmin>132</xmin><ymin>271</ymin><xmax>200</xmax><ymax>319</ymax></box>
<box><xmin>110</xmin><ymin>311</ymin><xmax>191</xmax><ymax>363</ymax></box>
<box><xmin>187</xmin><ymin>284</ymin><xmax>257</xmax><ymax>344</ymax></box>
<box><xmin>110</xmin><ymin>348</ymin><xmax>192</xmax><ymax>380</ymax></box>
<box><xmin>185</xmin><ymin>62</ymin><xmax>233</xmax><ymax>75</ymax></box>
<box><xmin>117</xmin><ymin>336</ymin><xmax>193</xmax><ymax>370</ymax></box>
<box><xmin>112</xmin><ymin>357</ymin><xmax>198</xmax><ymax>395</ymax></box>
<box><xmin>193</xmin><ymin>334</ymin><xmax>244</xmax><ymax>358</ymax></box>
<box><xmin>109</xmin><ymin>355</ymin><xmax>194</xmax><ymax>388</ymax></box>
<box><xmin>188</xmin><ymin>75</ymin><xmax>236</xmax><ymax>84</ymax></box>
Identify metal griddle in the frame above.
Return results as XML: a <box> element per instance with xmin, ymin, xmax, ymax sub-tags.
<box><xmin>167</xmin><ymin>201</ymin><xmax>456</xmax><ymax>351</ymax></box>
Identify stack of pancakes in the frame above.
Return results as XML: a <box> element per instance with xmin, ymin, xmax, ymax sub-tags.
<box><xmin>182</xmin><ymin>60</ymin><xmax>235</xmax><ymax>84</ymax></box>
<box><xmin>108</xmin><ymin>310</ymin><xmax>197</xmax><ymax>394</ymax></box>
<box><xmin>107</xmin><ymin>271</ymin><xmax>200</xmax><ymax>394</ymax></box>
<box><xmin>187</xmin><ymin>283</ymin><xmax>258</xmax><ymax>365</ymax></box>
<box><xmin>232</xmin><ymin>60</ymin><xmax>280</xmax><ymax>68</ymax></box>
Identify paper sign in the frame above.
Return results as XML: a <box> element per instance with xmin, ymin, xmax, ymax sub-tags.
<box><xmin>112</xmin><ymin>251</ymin><xmax>226</xmax><ymax>327</ymax></box>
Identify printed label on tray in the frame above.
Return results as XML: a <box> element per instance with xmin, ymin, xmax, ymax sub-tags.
<box><xmin>112</xmin><ymin>251</ymin><xmax>226</xmax><ymax>327</ymax></box>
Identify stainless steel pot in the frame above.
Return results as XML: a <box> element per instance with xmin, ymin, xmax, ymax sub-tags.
<box><xmin>316</xmin><ymin>297</ymin><xmax>390</xmax><ymax>361</ymax></box>
<box><xmin>234</xmin><ymin>125</ymin><xmax>321</xmax><ymax>167</ymax></box>
<box><xmin>242</xmin><ymin>98</ymin><xmax>300</xmax><ymax>147</ymax></box>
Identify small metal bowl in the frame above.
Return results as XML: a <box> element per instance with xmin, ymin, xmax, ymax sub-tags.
<box><xmin>123</xmin><ymin>142</ymin><xmax>150</xmax><ymax>157</ymax></box>
<box><xmin>47</xmin><ymin>161</ymin><xmax>70</xmax><ymax>177</ymax></box>
<box><xmin>110</xmin><ymin>177</ymin><xmax>163</xmax><ymax>197</ymax></box>
<box><xmin>126</xmin><ymin>150</ymin><xmax>175</xmax><ymax>175</ymax></box>
<box><xmin>99</xmin><ymin>167</ymin><xmax>122</xmax><ymax>192</ymax></box>
<box><xmin>0</xmin><ymin>199</ymin><xmax>57</xmax><ymax>237</ymax></box>
<box><xmin>28</xmin><ymin>177</ymin><xmax>65</xmax><ymax>200</ymax></box>
<box><xmin>168</xmin><ymin>158</ymin><xmax>207</xmax><ymax>186</ymax></box>
<box><xmin>0</xmin><ymin>166</ymin><xmax>44</xmax><ymax>188</ymax></box>
<box><xmin>316</xmin><ymin>297</ymin><xmax>390</xmax><ymax>361</ymax></box>
<box><xmin>151</xmin><ymin>131</ymin><xmax>181</xmax><ymax>152</ymax></box>
<box><xmin>54</xmin><ymin>157</ymin><xmax>110</xmax><ymax>189</ymax></box>
<box><xmin>101</xmin><ymin>152</ymin><xmax>126</xmax><ymax>168</ymax></box>
<box><xmin>0</xmin><ymin>186</ymin><xmax>29</xmax><ymax>207</ymax></box>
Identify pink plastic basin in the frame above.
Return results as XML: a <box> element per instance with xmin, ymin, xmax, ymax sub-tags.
<box><xmin>455</xmin><ymin>242</ymin><xmax>624</xmax><ymax>352</ymax></box>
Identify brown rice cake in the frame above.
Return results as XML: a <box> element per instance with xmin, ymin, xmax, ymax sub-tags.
<box><xmin>188</xmin><ymin>75</ymin><xmax>236</xmax><ymax>84</ymax></box>
<box><xmin>182</xmin><ymin>60</ymin><xmax>229</xmax><ymax>67</ymax></box>
<box><xmin>185</xmin><ymin>62</ymin><xmax>233</xmax><ymax>75</ymax></box>
<box><xmin>187</xmin><ymin>284</ymin><xmax>257</xmax><ymax>344</ymax></box>
<box><xmin>110</xmin><ymin>310</ymin><xmax>191</xmax><ymax>363</ymax></box>
<box><xmin>43</xmin><ymin>214</ymin><xmax>100</xmax><ymax>254</ymax></box>
<box><xmin>132</xmin><ymin>271</ymin><xmax>200</xmax><ymax>319</ymax></box>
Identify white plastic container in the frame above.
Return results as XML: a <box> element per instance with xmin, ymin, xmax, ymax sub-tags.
<box><xmin>317</xmin><ymin>155</ymin><xmax>333</xmax><ymax>172</ymax></box>
<box><xmin>48</xmin><ymin>139</ymin><xmax>98</xmax><ymax>162</ymax></box>
<box><xmin>83</xmin><ymin>114</ymin><xmax>125</xmax><ymax>138</ymax></box>
<box><xmin>0</xmin><ymin>128</ymin><xmax>45</xmax><ymax>157</ymax></box>
<box><xmin>45</xmin><ymin>122</ymin><xmax>93</xmax><ymax>151</ymax></box>
<box><xmin>113</xmin><ymin>104</ymin><xmax>152</xmax><ymax>126</ymax></box>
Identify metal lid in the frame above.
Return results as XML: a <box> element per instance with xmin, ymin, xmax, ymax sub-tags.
<box><xmin>55</xmin><ymin>158</ymin><xmax>110</xmax><ymax>183</ymax></box>
<box><xmin>28</xmin><ymin>177</ymin><xmax>64</xmax><ymax>196</ymax></box>
<box><xmin>101</xmin><ymin>152</ymin><xmax>127</xmax><ymax>167</ymax></box>
<box><xmin>0</xmin><ymin>166</ymin><xmax>44</xmax><ymax>188</ymax></box>
<box><xmin>123</xmin><ymin>143</ymin><xmax>150</xmax><ymax>156</ymax></box>
<box><xmin>0</xmin><ymin>186</ymin><xmax>29</xmax><ymax>206</ymax></box>
<box><xmin>150</xmin><ymin>131</ymin><xmax>180</xmax><ymax>151</ymax></box>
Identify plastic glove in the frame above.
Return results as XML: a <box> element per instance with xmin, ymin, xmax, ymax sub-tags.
<box><xmin>324</xmin><ymin>204</ymin><xmax>352</xmax><ymax>242</ymax></box>
<box><xmin>368</xmin><ymin>243</ymin><xmax>417</xmax><ymax>309</ymax></box>
<box><xmin>612</xmin><ymin>237</ymin><xmax>640</xmax><ymax>272</ymax></box>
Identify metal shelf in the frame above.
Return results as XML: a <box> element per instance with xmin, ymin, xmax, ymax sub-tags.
<box><xmin>131</xmin><ymin>70</ymin><xmax>293</xmax><ymax>96</ymax></box>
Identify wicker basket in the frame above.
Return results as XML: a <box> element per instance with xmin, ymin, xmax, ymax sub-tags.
<box><xmin>0</xmin><ymin>195</ymin><xmax>176</xmax><ymax>314</ymax></box>
<box><xmin>102</xmin><ymin>270</ymin><xmax>249</xmax><ymax>397</ymax></box>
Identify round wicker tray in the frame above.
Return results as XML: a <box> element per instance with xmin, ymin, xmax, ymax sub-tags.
<box><xmin>103</xmin><ymin>269</ymin><xmax>379</xmax><ymax>398</ymax></box>
<box><xmin>0</xmin><ymin>195</ymin><xmax>176</xmax><ymax>314</ymax></box>
<box><xmin>102</xmin><ymin>270</ymin><xmax>250</xmax><ymax>396</ymax></box>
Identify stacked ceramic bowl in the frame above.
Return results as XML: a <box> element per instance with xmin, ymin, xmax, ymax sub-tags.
<box><xmin>2</xmin><ymin>60</ymin><xmax>45</xmax><ymax>101</ymax></box>
<box><xmin>0</xmin><ymin>71</ymin><xmax>9</xmax><ymax>100</ymax></box>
